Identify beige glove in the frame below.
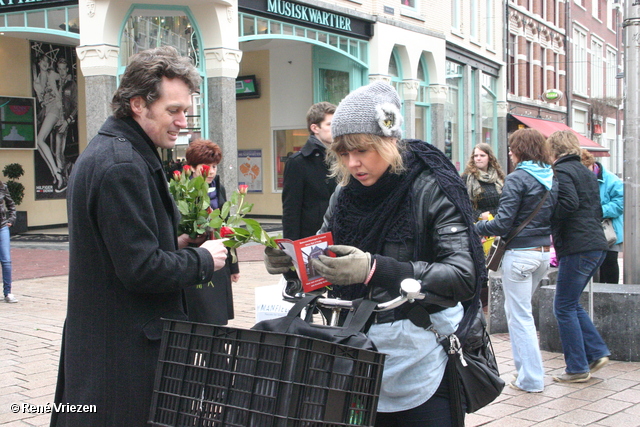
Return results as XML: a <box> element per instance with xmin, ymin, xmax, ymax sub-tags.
<box><xmin>264</xmin><ymin>246</ymin><xmax>293</xmax><ymax>274</ymax></box>
<box><xmin>311</xmin><ymin>245</ymin><xmax>372</xmax><ymax>285</ymax></box>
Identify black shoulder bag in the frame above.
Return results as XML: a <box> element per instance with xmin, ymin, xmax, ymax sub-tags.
<box><xmin>486</xmin><ymin>191</ymin><xmax>550</xmax><ymax>271</ymax></box>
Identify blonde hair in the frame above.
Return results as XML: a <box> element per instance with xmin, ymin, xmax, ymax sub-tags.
<box><xmin>327</xmin><ymin>134</ymin><xmax>404</xmax><ymax>186</ymax></box>
<box><xmin>547</xmin><ymin>130</ymin><xmax>581</xmax><ymax>160</ymax></box>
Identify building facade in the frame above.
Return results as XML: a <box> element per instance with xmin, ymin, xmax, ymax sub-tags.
<box><xmin>0</xmin><ymin>0</ymin><xmax>505</xmax><ymax>225</ymax></box>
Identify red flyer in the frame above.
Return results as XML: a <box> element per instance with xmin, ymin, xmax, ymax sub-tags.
<box><xmin>275</xmin><ymin>232</ymin><xmax>334</xmax><ymax>292</ymax></box>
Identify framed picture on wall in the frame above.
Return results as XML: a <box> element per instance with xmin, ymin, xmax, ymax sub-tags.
<box><xmin>238</xmin><ymin>149</ymin><xmax>263</xmax><ymax>193</ymax></box>
<box><xmin>0</xmin><ymin>96</ymin><xmax>37</xmax><ymax>149</ymax></box>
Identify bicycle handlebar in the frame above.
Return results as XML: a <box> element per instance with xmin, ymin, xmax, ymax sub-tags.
<box><xmin>282</xmin><ymin>278</ymin><xmax>426</xmax><ymax>312</ymax></box>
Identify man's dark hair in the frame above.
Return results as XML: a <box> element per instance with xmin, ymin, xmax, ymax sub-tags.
<box><xmin>306</xmin><ymin>101</ymin><xmax>336</xmax><ymax>134</ymax></box>
<box><xmin>111</xmin><ymin>46</ymin><xmax>202</xmax><ymax>119</ymax></box>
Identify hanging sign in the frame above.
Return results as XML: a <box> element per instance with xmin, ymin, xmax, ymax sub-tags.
<box><xmin>542</xmin><ymin>89</ymin><xmax>563</xmax><ymax>102</ymax></box>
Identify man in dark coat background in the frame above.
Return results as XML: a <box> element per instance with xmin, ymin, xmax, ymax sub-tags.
<box><xmin>50</xmin><ymin>46</ymin><xmax>228</xmax><ymax>426</ymax></box>
<box><xmin>280</xmin><ymin>102</ymin><xmax>337</xmax><ymax>291</ymax></box>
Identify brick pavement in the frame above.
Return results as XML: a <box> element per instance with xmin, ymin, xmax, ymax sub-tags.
<box><xmin>2</xmin><ymin>242</ymin><xmax>640</xmax><ymax>426</ymax></box>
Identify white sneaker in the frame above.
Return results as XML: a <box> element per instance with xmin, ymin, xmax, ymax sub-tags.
<box><xmin>4</xmin><ymin>293</ymin><xmax>18</xmax><ymax>303</ymax></box>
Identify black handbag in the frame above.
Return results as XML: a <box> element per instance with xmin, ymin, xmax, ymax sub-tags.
<box><xmin>485</xmin><ymin>191</ymin><xmax>550</xmax><ymax>271</ymax></box>
<box><xmin>252</xmin><ymin>293</ymin><xmax>378</xmax><ymax>351</ymax></box>
<box><xmin>442</xmin><ymin>301</ymin><xmax>504</xmax><ymax>421</ymax></box>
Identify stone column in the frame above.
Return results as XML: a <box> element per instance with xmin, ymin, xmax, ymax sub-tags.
<box><xmin>76</xmin><ymin>44</ymin><xmax>119</xmax><ymax>142</ymax></box>
<box><xmin>402</xmin><ymin>79</ymin><xmax>420</xmax><ymax>139</ymax></box>
<box><xmin>428</xmin><ymin>84</ymin><xmax>448</xmax><ymax>153</ymax></box>
<box><xmin>204</xmin><ymin>47</ymin><xmax>242</xmax><ymax>195</ymax></box>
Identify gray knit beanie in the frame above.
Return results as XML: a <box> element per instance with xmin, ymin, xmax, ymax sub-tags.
<box><xmin>332</xmin><ymin>81</ymin><xmax>403</xmax><ymax>140</ymax></box>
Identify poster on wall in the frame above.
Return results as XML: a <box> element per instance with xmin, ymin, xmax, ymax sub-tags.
<box><xmin>237</xmin><ymin>149</ymin><xmax>263</xmax><ymax>193</ymax></box>
<box><xmin>30</xmin><ymin>41</ymin><xmax>79</xmax><ymax>199</ymax></box>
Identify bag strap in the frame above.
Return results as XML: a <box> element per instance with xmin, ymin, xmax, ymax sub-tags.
<box><xmin>503</xmin><ymin>191</ymin><xmax>549</xmax><ymax>245</ymax></box>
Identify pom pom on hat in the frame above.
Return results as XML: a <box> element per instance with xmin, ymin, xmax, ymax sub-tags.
<box><xmin>331</xmin><ymin>81</ymin><xmax>403</xmax><ymax>140</ymax></box>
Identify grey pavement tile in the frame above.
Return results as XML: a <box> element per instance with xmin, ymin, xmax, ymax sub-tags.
<box><xmin>540</xmin><ymin>396</ymin><xmax>590</xmax><ymax>412</ymax></box>
<box><xmin>567</xmin><ymin>386</ymin><xmax>617</xmax><ymax>402</ymax></box>
<box><xmin>592</xmin><ymin>377</ymin><xmax>639</xmax><ymax>392</ymax></box>
<box><xmin>609</xmin><ymin>388</ymin><xmax>640</xmax><ymax>404</ymax></box>
<box><xmin>585</xmin><ymin>397</ymin><xmax>633</xmax><ymax>415</ymax></box>
<box><xmin>594</xmin><ymin>411</ymin><xmax>640</xmax><ymax>427</ymax></box>
<box><xmin>622</xmin><ymin>402</ymin><xmax>640</xmax><ymax>415</ymax></box>
<box><xmin>512</xmin><ymin>406</ymin><xmax>565</xmax><ymax>423</ymax></box>
<box><xmin>481</xmin><ymin>415</ymin><xmax>537</xmax><ymax>426</ymax></box>
<box><xmin>555</xmin><ymin>408</ymin><xmax>608</xmax><ymax>426</ymax></box>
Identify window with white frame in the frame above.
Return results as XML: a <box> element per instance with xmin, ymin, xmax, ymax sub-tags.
<box><xmin>471</xmin><ymin>0</ymin><xmax>479</xmax><ymax>41</ymax></box>
<box><xmin>401</xmin><ymin>0</ymin><xmax>416</xmax><ymax>8</ymax></box>
<box><xmin>575</xmin><ymin>0</ymin><xmax>584</xmax><ymax>8</ymax></box>
<box><xmin>591</xmin><ymin>38</ymin><xmax>604</xmax><ymax>98</ymax></box>
<box><xmin>541</xmin><ymin>47</ymin><xmax>548</xmax><ymax>94</ymax></box>
<box><xmin>486</xmin><ymin>0</ymin><xmax>494</xmax><ymax>48</ymax></box>
<box><xmin>508</xmin><ymin>33</ymin><xmax>517</xmax><ymax>95</ymax></box>
<box><xmin>592</xmin><ymin>0</ymin><xmax>599</xmax><ymax>19</ymax></box>
<box><xmin>606</xmin><ymin>47</ymin><xmax>617</xmax><ymax>97</ymax></box>
<box><xmin>526</xmin><ymin>40</ymin><xmax>533</xmax><ymax>98</ymax></box>
<box><xmin>452</xmin><ymin>0</ymin><xmax>461</xmax><ymax>32</ymax></box>
<box><xmin>573</xmin><ymin>27</ymin><xmax>588</xmax><ymax>95</ymax></box>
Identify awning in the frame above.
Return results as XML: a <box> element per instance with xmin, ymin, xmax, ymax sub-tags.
<box><xmin>512</xmin><ymin>115</ymin><xmax>610</xmax><ymax>157</ymax></box>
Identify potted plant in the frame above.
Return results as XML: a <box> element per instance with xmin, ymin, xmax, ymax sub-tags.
<box><xmin>2</xmin><ymin>163</ymin><xmax>27</xmax><ymax>235</ymax></box>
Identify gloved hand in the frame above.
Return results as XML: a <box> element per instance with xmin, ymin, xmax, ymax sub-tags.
<box><xmin>264</xmin><ymin>247</ymin><xmax>293</xmax><ymax>274</ymax></box>
<box><xmin>311</xmin><ymin>245</ymin><xmax>372</xmax><ymax>285</ymax></box>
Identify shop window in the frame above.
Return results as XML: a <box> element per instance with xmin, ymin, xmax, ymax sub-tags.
<box><xmin>320</xmin><ymin>69</ymin><xmax>350</xmax><ymax>106</ymax></box>
<box><xmin>273</xmin><ymin>129</ymin><xmax>309</xmax><ymax>190</ymax></box>
<box><xmin>445</xmin><ymin>61</ymin><xmax>463</xmax><ymax>170</ymax></box>
<box><xmin>401</xmin><ymin>0</ymin><xmax>416</xmax><ymax>7</ymax></box>
<box><xmin>416</xmin><ymin>59</ymin><xmax>431</xmax><ymax>142</ymax></box>
<box><xmin>481</xmin><ymin>73</ymin><xmax>497</xmax><ymax>147</ymax></box>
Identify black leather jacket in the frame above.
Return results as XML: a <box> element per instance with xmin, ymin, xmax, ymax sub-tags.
<box><xmin>0</xmin><ymin>182</ymin><xmax>16</xmax><ymax>228</ymax></box>
<box><xmin>320</xmin><ymin>169</ymin><xmax>476</xmax><ymax>324</ymax></box>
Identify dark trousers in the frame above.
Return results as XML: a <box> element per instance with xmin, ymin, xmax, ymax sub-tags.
<box><xmin>598</xmin><ymin>250</ymin><xmax>619</xmax><ymax>284</ymax></box>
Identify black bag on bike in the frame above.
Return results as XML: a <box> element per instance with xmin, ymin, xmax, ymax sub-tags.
<box><xmin>252</xmin><ymin>293</ymin><xmax>378</xmax><ymax>352</ymax></box>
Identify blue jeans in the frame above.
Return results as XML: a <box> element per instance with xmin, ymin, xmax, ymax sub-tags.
<box><xmin>0</xmin><ymin>225</ymin><xmax>11</xmax><ymax>296</ymax></box>
<box><xmin>502</xmin><ymin>249</ymin><xmax>549</xmax><ymax>392</ymax></box>
<box><xmin>554</xmin><ymin>251</ymin><xmax>610</xmax><ymax>374</ymax></box>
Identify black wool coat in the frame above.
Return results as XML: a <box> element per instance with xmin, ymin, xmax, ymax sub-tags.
<box><xmin>51</xmin><ymin>117</ymin><xmax>216</xmax><ymax>427</ymax></box>
<box><xmin>551</xmin><ymin>154</ymin><xmax>609</xmax><ymax>258</ymax></box>
<box><xmin>281</xmin><ymin>135</ymin><xmax>337</xmax><ymax>240</ymax></box>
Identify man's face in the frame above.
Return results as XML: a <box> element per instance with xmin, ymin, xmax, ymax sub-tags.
<box><xmin>311</xmin><ymin>114</ymin><xmax>333</xmax><ymax>146</ymax></box>
<box><xmin>131</xmin><ymin>77</ymin><xmax>192</xmax><ymax>150</ymax></box>
<box><xmin>57</xmin><ymin>62</ymin><xmax>68</xmax><ymax>79</ymax></box>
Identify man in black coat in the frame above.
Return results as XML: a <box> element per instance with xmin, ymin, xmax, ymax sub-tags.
<box><xmin>282</xmin><ymin>101</ymin><xmax>337</xmax><ymax>240</ymax></box>
<box><xmin>50</xmin><ymin>46</ymin><xmax>228</xmax><ymax>427</ymax></box>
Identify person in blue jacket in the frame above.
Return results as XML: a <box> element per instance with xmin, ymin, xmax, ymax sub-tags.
<box><xmin>580</xmin><ymin>149</ymin><xmax>623</xmax><ymax>284</ymax></box>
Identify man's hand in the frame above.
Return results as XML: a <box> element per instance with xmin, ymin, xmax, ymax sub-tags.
<box><xmin>312</xmin><ymin>245</ymin><xmax>371</xmax><ymax>285</ymax></box>
<box><xmin>200</xmin><ymin>239</ymin><xmax>228</xmax><ymax>271</ymax></box>
<box><xmin>264</xmin><ymin>247</ymin><xmax>293</xmax><ymax>274</ymax></box>
<box><xmin>177</xmin><ymin>233</ymin><xmax>207</xmax><ymax>249</ymax></box>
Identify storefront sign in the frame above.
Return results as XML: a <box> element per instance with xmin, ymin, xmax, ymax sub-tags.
<box><xmin>239</xmin><ymin>0</ymin><xmax>373</xmax><ymax>38</ymax></box>
<box><xmin>0</xmin><ymin>0</ymin><xmax>74</xmax><ymax>13</ymax></box>
<box><xmin>267</xmin><ymin>0</ymin><xmax>351</xmax><ymax>31</ymax></box>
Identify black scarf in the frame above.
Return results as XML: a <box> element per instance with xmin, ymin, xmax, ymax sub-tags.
<box><xmin>328</xmin><ymin>139</ymin><xmax>487</xmax><ymax>304</ymax></box>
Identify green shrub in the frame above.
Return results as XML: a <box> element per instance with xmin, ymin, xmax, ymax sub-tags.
<box><xmin>2</xmin><ymin>163</ymin><xmax>25</xmax><ymax>206</ymax></box>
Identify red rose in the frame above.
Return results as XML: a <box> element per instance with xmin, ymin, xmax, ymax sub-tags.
<box><xmin>200</xmin><ymin>164</ymin><xmax>210</xmax><ymax>176</ymax></box>
<box><xmin>238</xmin><ymin>184</ymin><xmax>249</xmax><ymax>194</ymax></box>
<box><xmin>172</xmin><ymin>170</ymin><xmax>181</xmax><ymax>180</ymax></box>
<box><xmin>220</xmin><ymin>226</ymin><xmax>234</xmax><ymax>238</ymax></box>
<box><xmin>183</xmin><ymin>164</ymin><xmax>192</xmax><ymax>176</ymax></box>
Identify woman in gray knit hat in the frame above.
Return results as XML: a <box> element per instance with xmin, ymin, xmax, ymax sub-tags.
<box><xmin>265</xmin><ymin>81</ymin><xmax>486</xmax><ymax>426</ymax></box>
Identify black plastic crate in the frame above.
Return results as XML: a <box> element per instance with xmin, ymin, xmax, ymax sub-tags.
<box><xmin>149</xmin><ymin>320</ymin><xmax>385</xmax><ymax>427</ymax></box>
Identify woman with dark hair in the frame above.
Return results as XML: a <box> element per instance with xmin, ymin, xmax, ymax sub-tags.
<box><xmin>475</xmin><ymin>128</ymin><xmax>557</xmax><ymax>393</ymax></box>
<box><xmin>183</xmin><ymin>139</ymin><xmax>239</xmax><ymax>325</ymax></box>
<box><xmin>265</xmin><ymin>82</ymin><xmax>484</xmax><ymax>426</ymax></box>
<box><xmin>462</xmin><ymin>142</ymin><xmax>505</xmax><ymax>221</ymax></box>
<box><xmin>547</xmin><ymin>130</ymin><xmax>610</xmax><ymax>383</ymax></box>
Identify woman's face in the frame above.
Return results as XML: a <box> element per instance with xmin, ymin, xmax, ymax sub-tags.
<box><xmin>509</xmin><ymin>149</ymin><xmax>519</xmax><ymax>166</ymax></box>
<box><xmin>473</xmin><ymin>148</ymin><xmax>490</xmax><ymax>171</ymax></box>
<box><xmin>196</xmin><ymin>163</ymin><xmax>217</xmax><ymax>184</ymax></box>
<box><xmin>341</xmin><ymin>147</ymin><xmax>391</xmax><ymax>187</ymax></box>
